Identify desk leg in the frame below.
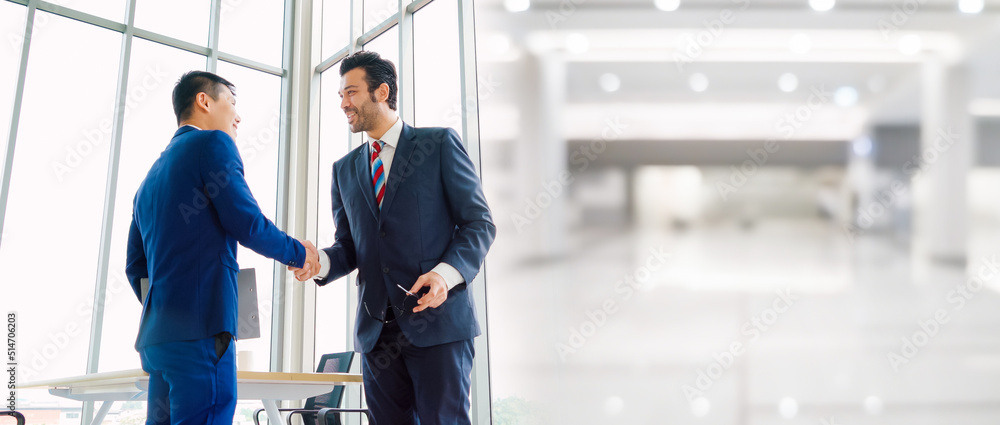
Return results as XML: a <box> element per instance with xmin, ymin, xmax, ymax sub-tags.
<box><xmin>262</xmin><ymin>399</ymin><xmax>282</xmax><ymax>425</ymax></box>
<box><xmin>87</xmin><ymin>401</ymin><xmax>114</xmax><ymax>425</ymax></box>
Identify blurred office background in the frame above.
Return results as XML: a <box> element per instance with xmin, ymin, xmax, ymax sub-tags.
<box><xmin>3</xmin><ymin>0</ymin><xmax>1000</xmax><ymax>424</ymax></box>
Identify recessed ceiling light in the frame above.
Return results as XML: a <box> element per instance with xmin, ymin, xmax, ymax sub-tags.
<box><xmin>599</xmin><ymin>73</ymin><xmax>621</xmax><ymax>92</ymax></box>
<box><xmin>654</xmin><ymin>0</ymin><xmax>681</xmax><ymax>11</ymax></box>
<box><xmin>504</xmin><ymin>0</ymin><xmax>530</xmax><ymax>13</ymax></box>
<box><xmin>898</xmin><ymin>34</ymin><xmax>922</xmax><ymax>55</ymax></box>
<box><xmin>566</xmin><ymin>33</ymin><xmax>589</xmax><ymax>54</ymax></box>
<box><xmin>689</xmin><ymin>73</ymin><xmax>709</xmax><ymax>92</ymax></box>
<box><xmin>959</xmin><ymin>0</ymin><xmax>984</xmax><ymax>14</ymax></box>
<box><xmin>809</xmin><ymin>0</ymin><xmax>835</xmax><ymax>11</ymax></box>
<box><xmin>778</xmin><ymin>73</ymin><xmax>799</xmax><ymax>92</ymax></box>
<box><xmin>835</xmin><ymin>86</ymin><xmax>859</xmax><ymax>107</ymax></box>
<box><xmin>789</xmin><ymin>33</ymin><xmax>811</xmax><ymax>54</ymax></box>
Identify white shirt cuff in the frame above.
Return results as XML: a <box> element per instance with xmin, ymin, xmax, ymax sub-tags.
<box><xmin>431</xmin><ymin>262</ymin><xmax>465</xmax><ymax>290</ymax></box>
<box><xmin>315</xmin><ymin>250</ymin><xmax>331</xmax><ymax>280</ymax></box>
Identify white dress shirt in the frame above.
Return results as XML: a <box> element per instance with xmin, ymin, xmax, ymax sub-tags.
<box><xmin>314</xmin><ymin>117</ymin><xmax>465</xmax><ymax>290</ymax></box>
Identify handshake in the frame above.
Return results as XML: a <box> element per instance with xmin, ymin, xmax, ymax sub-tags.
<box><xmin>289</xmin><ymin>240</ymin><xmax>322</xmax><ymax>281</ymax></box>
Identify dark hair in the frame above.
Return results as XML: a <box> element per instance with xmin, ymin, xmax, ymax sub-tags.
<box><xmin>339</xmin><ymin>51</ymin><xmax>398</xmax><ymax>111</ymax></box>
<box><xmin>172</xmin><ymin>71</ymin><xmax>236</xmax><ymax>125</ymax></box>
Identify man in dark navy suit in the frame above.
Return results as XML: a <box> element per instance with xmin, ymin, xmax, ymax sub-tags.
<box><xmin>293</xmin><ymin>51</ymin><xmax>495</xmax><ymax>424</ymax></box>
<box><xmin>126</xmin><ymin>71</ymin><xmax>321</xmax><ymax>425</ymax></box>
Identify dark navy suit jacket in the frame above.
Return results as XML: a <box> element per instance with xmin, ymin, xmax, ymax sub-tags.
<box><xmin>126</xmin><ymin>126</ymin><xmax>305</xmax><ymax>349</ymax></box>
<box><xmin>317</xmin><ymin>123</ymin><xmax>496</xmax><ymax>353</ymax></box>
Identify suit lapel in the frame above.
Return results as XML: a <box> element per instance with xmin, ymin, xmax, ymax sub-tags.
<box><xmin>354</xmin><ymin>146</ymin><xmax>379</xmax><ymax>220</ymax></box>
<box><xmin>379</xmin><ymin>123</ymin><xmax>417</xmax><ymax>216</ymax></box>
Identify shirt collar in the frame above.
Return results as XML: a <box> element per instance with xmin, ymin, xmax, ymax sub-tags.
<box><xmin>367</xmin><ymin>116</ymin><xmax>402</xmax><ymax>148</ymax></box>
<box><xmin>181</xmin><ymin>124</ymin><xmax>202</xmax><ymax>130</ymax></box>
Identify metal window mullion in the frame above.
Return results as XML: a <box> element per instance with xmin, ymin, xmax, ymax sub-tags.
<box><xmin>217</xmin><ymin>51</ymin><xmax>284</xmax><ymax>76</ymax></box>
<box><xmin>270</xmin><ymin>0</ymin><xmax>298</xmax><ymax>374</ymax></box>
<box><xmin>398</xmin><ymin>0</ymin><xmax>414</xmax><ymax>124</ymax></box>
<box><xmin>80</xmin><ymin>0</ymin><xmax>137</xmax><ymax>423</ymax></box>
<box><xmin>0</xmin><ymin>0</ymin><xmax>36</xmax><ymax>249</ymax></box>
<box><xmin>32</xmin><ymin>0</ymin><xmax>126</xmax><ymax>32</ymax></box>
<box><xmin>457</xmin><ymin>0</ymin><xmax>491</xmax><ymax>423</ymax></box>
<box><xmin>207</xmin><ymin>0</ymin><xmax>222</xmax><ymax>72</ymax></box>
<box><xmin>132</xmin><ymin>28</ymin><xmax>211</xmax><ymax>56</ymax></box>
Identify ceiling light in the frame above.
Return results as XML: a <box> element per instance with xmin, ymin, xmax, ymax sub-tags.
<box><xmin>810</xmin><ymin>0</ymin><xmax>835</xmax><ymax>11</ymax></box>
<box><xmin>654</xmin><ymin>0</ymin><xmax>681</xmax><ymax>11</ymax></box>
<box><xmin>789</xmin><ymin>33</ymin><xmax>811</xmax><ymax>54</ymax></box>
<box><xmin>566</xmin><ymin>33</ymin><xmax>589</xmax><ymax>54</ymax></box>
<box><xmin>898</xmin><ymin>34</ymin><xmax>922</xmax><ymax>55</ymax></box>
<box><xmin>835</xmin><ymin>86</ymin><xmax>859</xmax><ymax>107</ymax></box>
<box><xmin>504</xmin><ymin>0</ymin><xmax>530</xmax><ymax>13</ymax></box>
<box><xmin>778</xmin><ymin>73</ymin><xmax>799</xmax><ymax>92</ymax></box>
<box><xmin>959</xmin><ymin>0</ymin><xmax>985</xmax><ymax>13</ymax></box>
<box><xmin>599</xmin><ymin>73</ymin><xmax>621</xmax><ymax>92</ymax></box>
<box><xmin>689</xmin><ymin>73</ymin><xmax>709</xmax><ymax>92</ymax></box>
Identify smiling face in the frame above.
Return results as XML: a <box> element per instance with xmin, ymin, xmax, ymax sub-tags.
<box><xmin>339</xmin><ymin>67</ymin><xmax>384</xmax><ymax>134</ymax></box>
<box><xmin>205</xmin><ymin>86</ymin><xmax>241</xmax><ymax>140</ymax></box>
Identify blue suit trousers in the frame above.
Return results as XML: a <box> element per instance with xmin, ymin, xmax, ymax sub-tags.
<box><xmin>140</xmin><ymin>335</ymin><xmax>237</xmax><ymax>425</ymax></box>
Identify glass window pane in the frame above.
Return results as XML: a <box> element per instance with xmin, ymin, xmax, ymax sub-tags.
<box><xmin>0</xmin><ymin>2</ymin><xmax>25</xmax><ymax>181</ymax></box>
<box><xmin>100</xmin><ymin>39</ymin><xmax>207</xmax><ymax>378</ymax></box>
<box><xmin>315</xmin><ymin>66</ymin><xmax>350</xmax><ymax>359</ymax></box>
<box><xmin>216</xmin><ymin>60</ymin><xmax>283</xmax><ymax>372</ymax></box>
<box><xmin>66</xmin><ymin>1</ymin><xmax>127</xmax><ymax>23</ymax></box>
<box><xmin>135</xmin><ymin>0</ymin><xmax>210</xmax><ymax>47</ymax></box>
<box><xmin>321</xmin><ymin>0</ymin><xmax>349</xmax><ymax>60</ymax></box>
<box><xmin>365</xmin><ymin>0</ymin><xmax>398</xmax><ymax>33</ymax></box>
<box><xmin>0</xmin><ymin>11</ymin><xmax>121</xmax><ymax>387</ymax></box>
<box><xmin>219</xmin><ymin>0</ymin><xmax>284</xmax><ymax>67</ymax></box>
<box><xmin>413</xmin><ymin>0</ymin><xmax>463</xmax><ymax>134</ymax></box>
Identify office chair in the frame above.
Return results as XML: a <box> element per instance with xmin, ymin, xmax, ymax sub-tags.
<box><xmin>0</xmin><ymin>410</ymin><xmax>25</xmax><ymax>425</ymax></box>
<box><xmin>253</xmin><ymin>352</ymin><xmax>372</xmax><ymax>425</ymax></box>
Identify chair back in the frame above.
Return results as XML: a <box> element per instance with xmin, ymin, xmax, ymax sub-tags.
<box><xmin>1</xmin><ymin>411</ymin><xmax>25</xmax><ymax>425</ymax></box>
<box><xmin>303</xmin><ymin>352</ymin><xmax>355</xmax><ymax>411</ymax></box>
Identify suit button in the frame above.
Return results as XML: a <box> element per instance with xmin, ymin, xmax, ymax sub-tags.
<box><xmin>383</xmin><ymin>267</ymin><xmax>390</xmax><ymax>273</ymax></box>
<box><xmin>380</xmin><ymin>231</ymin><xmax>386</xmax><ymax>238</ymax></box>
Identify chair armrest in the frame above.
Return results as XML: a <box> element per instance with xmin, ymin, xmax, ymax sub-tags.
<box><xmin>0</xmin><ymin>411</ymin><xmax>25</xmax><ymax>425</ymax></box>
<box><xmin>316</xmin><ymin>408</ymin><xmax>374</xmax><ymax>424</ymax></box>
<box><xmin>253</xmin><ymin>407</ymin><xmax>308</xmax><ymax>425</ymax></box>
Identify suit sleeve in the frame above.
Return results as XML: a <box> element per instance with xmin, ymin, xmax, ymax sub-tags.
<box><xmin>200</xmin><ymin>131</ymin><xmax>305</xmax><ymax>268</ymax></box>
<box><xmin>125</xmin><ymin>202</ymin><xmax>147</xmax><ymax>302</ymax></box>
<box><xmin>438</xmin><ymin>128</ymin><xmax>496</xmax><ymax>284</ymax></box>
<box><xmin>316</xmin><ymin>160</ymin><xmax>358</xmax><ymax>285</ymax></box>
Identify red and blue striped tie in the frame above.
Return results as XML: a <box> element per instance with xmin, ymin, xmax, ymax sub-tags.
<box><xmin>371</xmin><ymin>140</ymin><xmax>385</xmax><ymax>209</ymax></box>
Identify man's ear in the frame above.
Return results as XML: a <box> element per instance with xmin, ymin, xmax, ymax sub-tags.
<box><xmin>194</xmin><ymin>92</ymin><xmax>211</xmax><ymax>114</ymax></box>
<box><xmin>377</xmin><ymin>83</ymin><xmax>390</xmax><ymax>103</ymax></box>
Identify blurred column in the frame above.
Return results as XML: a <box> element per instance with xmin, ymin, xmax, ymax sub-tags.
<box><xmin>913</xmin><ymin>62</ymin><xmax>973</xmax><ymax>264</ymax></box>
<box><xmin>514</xmin><ymin>54</ymin><xmax>568</xmax><ymax>258</ymax></box>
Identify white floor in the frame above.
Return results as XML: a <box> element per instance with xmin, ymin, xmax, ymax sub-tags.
<box><xmin>485</xmin><ymin>218</ymin><xmax>1000</xmax><ymax>424</ymax></box>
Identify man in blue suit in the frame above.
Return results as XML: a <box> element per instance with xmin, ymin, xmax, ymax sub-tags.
<box><xmin>295</xmin><ymin>51</ymin><xmax>495</xmax><ymax>424</ymax></box>
<box><xmin>126</xmin><ymin>71</ymin><xmax>320</xmax><ymax>425</ymax></box>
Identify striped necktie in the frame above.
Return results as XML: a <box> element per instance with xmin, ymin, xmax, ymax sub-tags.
<box><xmin>371</xmin><ymin>140</ymin><xmax>386</xmax><ymax>209</ymax></box>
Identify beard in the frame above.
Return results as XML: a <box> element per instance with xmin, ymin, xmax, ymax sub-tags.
<box><xmin>348</xmin><ymin>98</ymin><xmax>380</xmax><ymax>133</ymax></box>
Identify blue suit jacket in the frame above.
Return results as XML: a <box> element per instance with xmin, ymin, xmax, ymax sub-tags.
<box><xmin>317</xmin><ymin>123</ymin><xmax>496</xmax><ymax>352</ymax></box>
<box><xmin>126</xmin><ymin>126</ymin><xmax>305</xmax><ymax>349</ymax></box>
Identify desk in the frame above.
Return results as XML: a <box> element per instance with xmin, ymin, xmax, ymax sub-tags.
<box><xmin>24</xmin><ymin>369</ymin><xmax>363</xmax><ymax>425</ymax></box>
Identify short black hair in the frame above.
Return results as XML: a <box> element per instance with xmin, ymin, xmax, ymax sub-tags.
<box><xmin>340</xmin><ymin>51</ymin><xmax>398</xmax><ymax>111</ymax></box>
<box><xmin>172</xmin><ymin>70</ymin><xmax>236</xmax><ymax>125</ymax></box>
